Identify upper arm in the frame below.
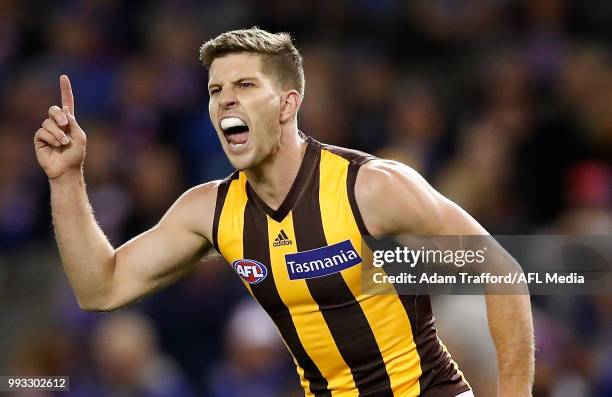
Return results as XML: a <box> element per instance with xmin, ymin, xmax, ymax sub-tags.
<box><xmin>107</xmin><ymin>181</ymin><xmax>219</xmax><ymax>309</ymax></box>
<box><xmin>355</xmin><ymin>160</ymin><xmax>514</xmax><ymax>278</ymax></box>
<box><xmin>357</xmin><ymin>161</ymin><xmax>532</xmax><ymax>358</ymax></box>
<box><xmin>355</xmin><ymin>159</ymin><xmax>488</xmax><ymax>236</ymax></box>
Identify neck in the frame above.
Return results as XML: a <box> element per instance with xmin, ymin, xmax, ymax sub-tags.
<box><xmin>245</xmin><ymin>126</ymin><xmax>307</xmax><ymax>210</ymax></box>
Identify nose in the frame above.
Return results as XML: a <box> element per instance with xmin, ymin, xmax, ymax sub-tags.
<box><xmin>219</xmin><ymin>87</ymin><xmax>238</xmax><ymax>108</ymax></box>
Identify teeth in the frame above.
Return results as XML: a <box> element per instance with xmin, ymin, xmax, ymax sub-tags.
<box><xmin>221</xmin><ymin>117</ymin><xmax>247</xmax><ymax>130</ymax></box>
<box><xmin>229</xmin><ymin>142</ymin><xmax>247</xmax><ymax>149</ymax></box>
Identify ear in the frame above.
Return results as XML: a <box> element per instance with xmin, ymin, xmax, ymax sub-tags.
<box><xmin>279</xmin><ymin>90</ymin><xmax>302</xmax><ymax>123</ymax></box>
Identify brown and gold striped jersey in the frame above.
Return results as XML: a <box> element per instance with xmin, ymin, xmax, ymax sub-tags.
<box><xmin>212</xmin><ymin>135</ymin><xmax>471</xmax><ymax>397</ymax></box>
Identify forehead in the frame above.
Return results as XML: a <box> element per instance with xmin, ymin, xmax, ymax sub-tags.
<box><xmin>208</xmin><ymin>52</ymin><xmax>267</xmax><ymax>84</ymax></box>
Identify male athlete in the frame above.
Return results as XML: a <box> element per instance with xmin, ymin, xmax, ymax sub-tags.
<box><xmin>34</xmin><ymin>28</ymin><xmax>533</xmax><ymax>396</ymax></box>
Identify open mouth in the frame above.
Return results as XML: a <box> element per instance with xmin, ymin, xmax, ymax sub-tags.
<box><xmin>221</xmin><ymin>117</ymin><xmax>250</xmax><ymax>150</ymax></box>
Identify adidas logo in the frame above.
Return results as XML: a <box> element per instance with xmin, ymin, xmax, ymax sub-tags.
<box><xmin>273</xmin><ymin>229</ymin><xmax>293</xmax><ymax>247</ymax></box>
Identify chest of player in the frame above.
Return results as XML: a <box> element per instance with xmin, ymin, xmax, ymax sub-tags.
<box><xmin>223</xmin><ymin>213</ymin><xmax>366</xmax><ymax>313</ymax></box>
<box><xmin>214</xmin><ymin>140</ymin><xmax>373</xmax><ymax>314</ymax></box>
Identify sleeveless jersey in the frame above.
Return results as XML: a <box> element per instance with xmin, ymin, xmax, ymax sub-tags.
<box><xmin>212</xmin><ymin>136</ymin><xmax>471</xmax><ymax>397</ymax></box>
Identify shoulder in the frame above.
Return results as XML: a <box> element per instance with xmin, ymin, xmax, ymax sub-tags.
<box><xmin>355</xmin><ymin>159</ymin><xmax>445</xmax><ymax>235</ymax></box>
<box><xmin>160</xmin><ymin>179</ymin><xmax>224</xmax><ymax>241</ymax></box>
<box><xmin>176</xmin><ymin>171</ymin><xmax>240</xmax><ymax>208</ymax></box>
<box><xmin>176</xmin><ymin>179</ymin><xmax>222</xmax><ymax>209</ymax></box>
<box><xmin>356</xmin><ymin>160</ymin><xmax>435</xmax><ymax>203</ymax></box>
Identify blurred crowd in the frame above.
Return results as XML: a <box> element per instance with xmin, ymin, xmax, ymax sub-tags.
<box><xmin>0</xmin><ymin>0</ymin><xmax>610</xmax><ymax>396</ymax></box>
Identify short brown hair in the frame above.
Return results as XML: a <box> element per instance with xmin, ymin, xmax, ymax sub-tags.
<box><xmin>199</xmin><ymin>27</ymin><xmax>305</xmax><ymax>97</ymax></box>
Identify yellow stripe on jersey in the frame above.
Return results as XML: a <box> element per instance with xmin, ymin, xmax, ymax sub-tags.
<box><xmin>267</xmin><ymin>213</ymin><xmax>358</xmax><ymax>396</ymax></box>
<box><xmin>318</xmin><ymin>149</ymin><xmax>422</xmax><ymax>396</ymax></box>
<box><xmin>216</xmin><ymin>173</ymin><xmax>252</xmax><ymax>295</ymax></box>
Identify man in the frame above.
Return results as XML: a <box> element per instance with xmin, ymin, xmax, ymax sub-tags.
<box><xmin>34</xmin><ymin>28</ymin><xmax>533</xmax><ymax>396</ymax></box>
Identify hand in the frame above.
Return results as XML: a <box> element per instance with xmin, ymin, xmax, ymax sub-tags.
<box><xmin>34</xmin><ymin>75</ymin><xmax>87</xmax><ymax>180</ymax></box>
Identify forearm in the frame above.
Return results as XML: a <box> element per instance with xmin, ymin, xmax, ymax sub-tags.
<box><xmin>485</xmin><ymin>293</ymin><xmax>534</xmax><ymax>396</ymax></box>
<box><xmin>50</xmin><ymin>171</ymin><xmax>116</xmax><ymax>309</ymax></box>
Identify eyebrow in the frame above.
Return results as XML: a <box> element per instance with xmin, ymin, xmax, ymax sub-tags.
<box><xmin>208</xmin><ymin>77</ymin><xmax>258</xmax><ymax>90</ymax></box>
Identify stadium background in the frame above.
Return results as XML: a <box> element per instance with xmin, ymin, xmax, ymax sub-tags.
<box><xmin>0</xmin><ymin>0</ymin><xmax>610</xmax><ymax>396</ymax></box>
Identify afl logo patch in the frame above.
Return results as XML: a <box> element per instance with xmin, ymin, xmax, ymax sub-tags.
<box><xmin>232</xmin><ymin>259</ymin><xmax>268</xmax><ymax>284</ymax></box>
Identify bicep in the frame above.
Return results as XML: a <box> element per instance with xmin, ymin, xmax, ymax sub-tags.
<box><xmin>106</xmin><ymin>183</ymin><xmax>217</xmax><ymax>309</ymax></box>
<box><xmin>111</xmin><ymin>222</ymin><xmax>209</xmax><ymax>307</ymax></box>
<box><xmin>358</xmin><ymin>161</ymin><xmax>525</xmax><ymax>283</ymax></box>
<box><xmin>429</xmin><ymin>191</ymin><xmax>488</xmax><ymax>235</ymax></box>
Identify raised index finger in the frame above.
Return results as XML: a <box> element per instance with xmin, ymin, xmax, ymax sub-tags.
<box><xmin>59</xmin><ymin>75</ymin><xmax>75</xmax><ymax>116</ymax></box>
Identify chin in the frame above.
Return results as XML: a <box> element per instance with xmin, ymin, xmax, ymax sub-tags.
<box><xmin>223</xmin><ymin>138</ymin><xmax>273</xmax><ymax>172</ymax></box>
<box><xmin>226</xmin><ymin>151</ymin><xmax>257</xmax><ymax>172</ymax></box>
